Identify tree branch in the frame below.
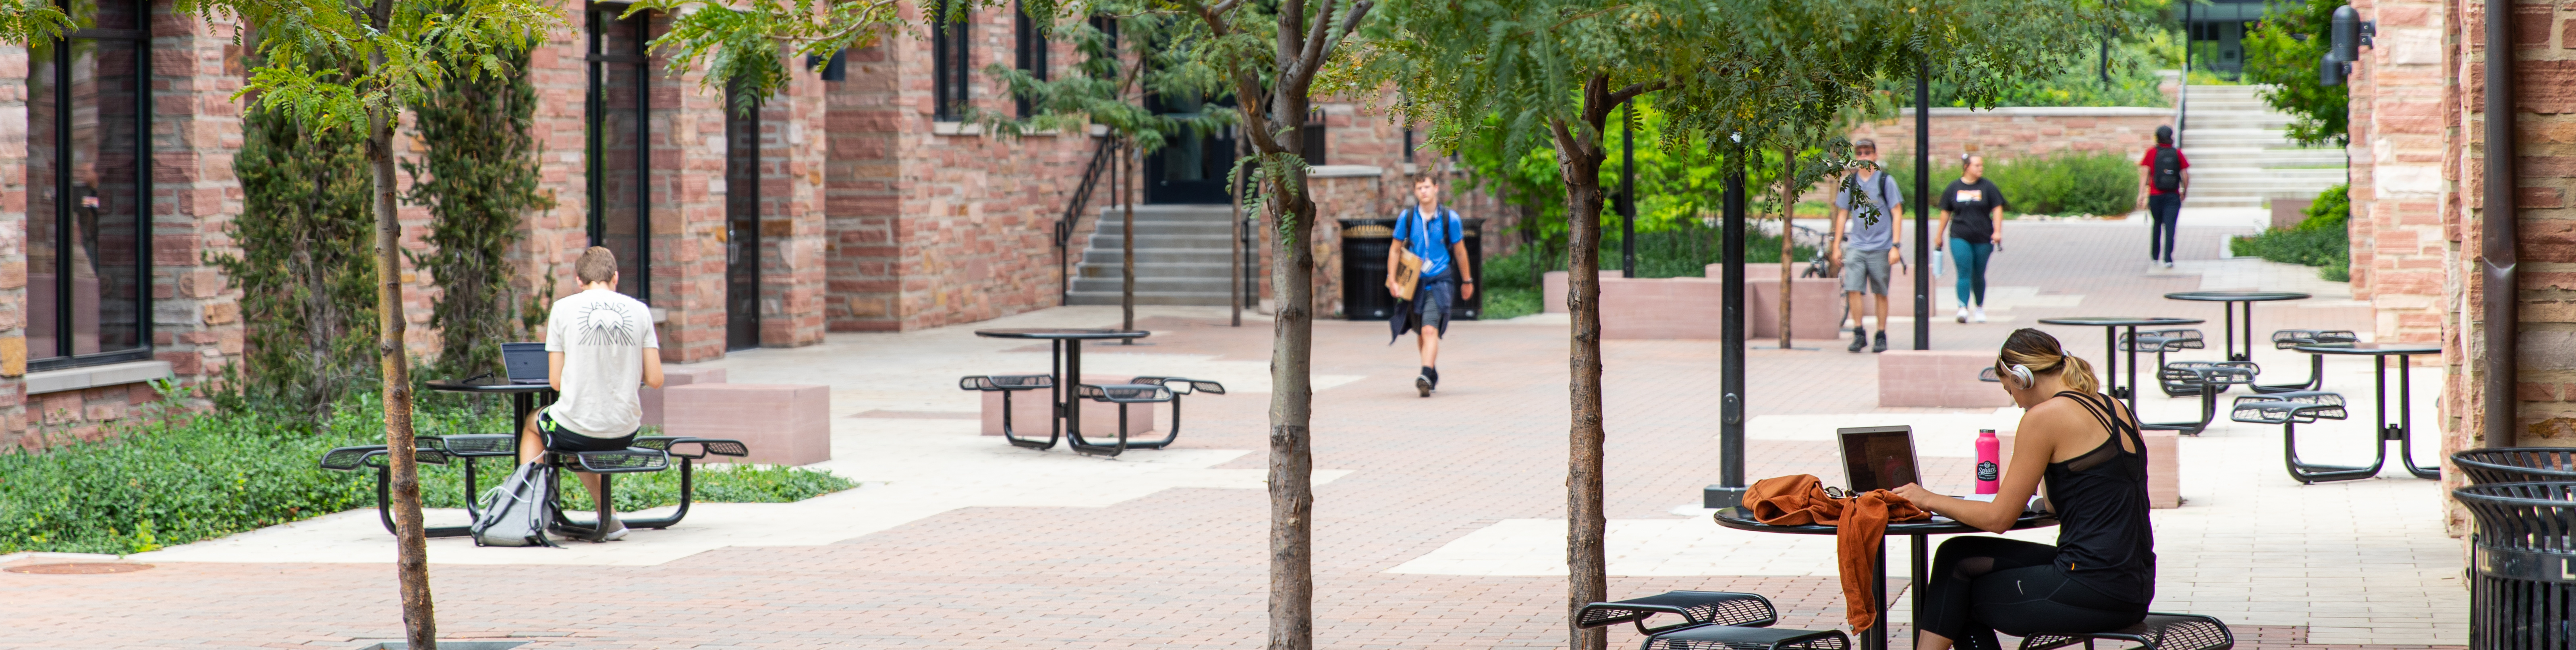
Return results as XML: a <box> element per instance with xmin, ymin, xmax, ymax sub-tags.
<box><xmin>1318</xmin><ymin>0</ymin><xmax>1374</xmax><ymax>67</ymax></box>
<box><xmin>1296</xmin><ymin>0</ymin><xmax>1337</xmax><ymax>78</ymax></box>
<box><xmin>1605</xmin><ymin>80</ymin><xmax>1666</xmax><ymax>108</ymax></box>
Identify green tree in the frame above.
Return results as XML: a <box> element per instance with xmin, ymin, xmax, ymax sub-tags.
<box><xmin>404</xmin><ymin>46</ymin><xmax>552</xmax><ymax>382</ymax></box>
<box><xmin>174</xmin><ymin>0</ymin><xmax>563</xmax><ymax>645</ymax></box>
<box><xmin>209</xmin><ymin>106</ymin><xmax>380</xmax><ymax>425</ymax></box>
<box><xmin>2243</xmin><ymin>0</ymin><xmax>2347</xmax><ymax>146</ymax></box>
<box><xmin>1370</xmin><ymin>2</ymin><xmax>2108</xmax><ymax>646</ymax></box>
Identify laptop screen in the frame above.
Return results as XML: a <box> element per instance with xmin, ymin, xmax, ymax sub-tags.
<box><xmin>501</xmin><ymin>342</ymin><xmax>549</xmax><ymax>383</ymax></box>
<box><xmin>1836</xmin><ymin>426</ymin><xmax>1921</xmax><ymax>493</ymax></box>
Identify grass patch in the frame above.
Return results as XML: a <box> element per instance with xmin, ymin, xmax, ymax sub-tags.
<box><xmin>2230</xmin><ymin>184</ymin><xmax>2351</xmax><ymax>281</ymax></box>
<box><xmin>0</xmin><ymin>391</ymin><xmax>853</xmax><ymax>554</ymax></box>
<box><xmin>1887</xmin><ymin>151</ymin><xmax>2142</xmax><ymax>218</ymax></box>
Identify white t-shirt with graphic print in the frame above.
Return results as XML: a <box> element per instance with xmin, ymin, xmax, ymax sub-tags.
<box><xmin>541</xmin><ymin>289</ymin><xmax>660</xmax><ymax>438</ymax></box>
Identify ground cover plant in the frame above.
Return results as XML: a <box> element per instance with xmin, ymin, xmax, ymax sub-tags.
<box><xmin>2232</xmin><ymin>184</ymin><xmax>2351</xmax><ymax>281</ymax></box>
<box><xmin>0</xmin><ymin>389</ymin><xmax>853</xmax><ymax>554</ymax></box>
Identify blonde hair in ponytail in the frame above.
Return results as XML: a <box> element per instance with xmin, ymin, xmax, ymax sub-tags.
<box><xmin>1998</xmin><ymin>328</ymin><xmax>2101</xmax><ymax>395</ymax></box>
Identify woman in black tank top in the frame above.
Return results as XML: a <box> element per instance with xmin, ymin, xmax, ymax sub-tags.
<box><xmin>1890</xmin><ymin>329</ymin><xmax>2156</xmax><ymax>650</ymax></box>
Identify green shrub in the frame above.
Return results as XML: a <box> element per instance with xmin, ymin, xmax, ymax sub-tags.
<box><xmin>1889</xmin><ymin>151</ymin><xmax>2143</xmax><ymax>218</ymax></box>
<box><xmin>0</xmin><ymin>393</ymin><xmax>854</xmax><ymax>554</ymax></box>
<box><xmin>2230</xmin><ymin>184</ymin><xmax>2352</xmax><ymax>281</ymax></box>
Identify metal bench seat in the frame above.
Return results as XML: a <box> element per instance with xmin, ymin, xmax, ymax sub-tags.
<box><xmin>319</xmin><ymin>438</ymin><xmax>459</xmax><ymax>536</ymax></box>
<box><xmin>320</xmin><ymin>433</ymin><xmax>750</xmax><ymax>541</ymax></box>
<box><xmin>2147</xmin><ymin>361</ymin><xmax>2258</xmax><ymax>435</ymax></box>
<box><xmin>2230</xmin><ymin>391</ymin><xmax>2374</xmax><ymax>484</ymax></box>
<box><xmin>2118</xmin><ymin>329</ymin><xmax>2221</xmax><ymax>397</ymax></box>
<box><xmin>1578</xmin><ymin>591</ymin><xmax>1777</xmax><ymax>635</ymax></box>
<box><xmin>1977</xmin><ymin>367</ymin><xmax>2003</xmax><ymax>383</ymax></box>
<box><xmin>2018</xmin><ymin>612</ymin><xmax>2235</xmax><ymax>650</ymax></box>
<box><xmin>2255</xmin><ymin>329</ymin><xmax>2358</xmax><ymax>393</ymax></box>
<box><xmin>960</xmin><ymin>374</ymin><xmax>1061</xmax><ymax>451</ymax></box>
<box><xmin>1640</xmin><ymin>624</ymin><xmax>1848</xmax><ymax>650</ymax></box>
<box><xmin>1069</xmin><ymin>382</ymin><xmax>1175</xmax><ymax>457</ymax></box>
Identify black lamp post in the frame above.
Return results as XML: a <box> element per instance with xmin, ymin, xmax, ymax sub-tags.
<box><xmin>1708</xmin><ymin>133</ymin><xmax>1748</xmax><ymax>510</ymax></box>
<box><xmin>1912</xmin><ymin>56</ymin><xmax>1931</xmax><ymax>350</ymax></box>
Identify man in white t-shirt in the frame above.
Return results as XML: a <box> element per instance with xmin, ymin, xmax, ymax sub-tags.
<box><xmin>519</xmin><ymin>246</ymin><xmax>664</xmax><ymax>540</ymax></box>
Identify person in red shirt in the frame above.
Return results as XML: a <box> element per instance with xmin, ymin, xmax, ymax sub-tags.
<box><xmin>2134</xmin><ymin>125</ymin><xmax>2190</xmax><ymax>268</ymax></box>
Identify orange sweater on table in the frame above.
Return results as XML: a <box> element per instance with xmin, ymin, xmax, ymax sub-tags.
<box><xmin>1740</xmin><ymin>474</ymin><xmax>1930</xmax><ymax>632</ymax></box>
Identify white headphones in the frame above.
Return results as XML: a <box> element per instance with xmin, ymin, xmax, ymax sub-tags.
<box><xmin>2005</xmin><ymin>363</ymin><xmax>2036</xmax><ymax>389</ymax></box>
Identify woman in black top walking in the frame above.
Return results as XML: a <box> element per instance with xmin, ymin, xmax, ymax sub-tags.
<box><xmin>1936</xmin><ymin>155</ymin><xmax>2008</xmax><ymax>323</ymax></box>
<box><xmin>1894</xmin><ymin>329</ymin><xmax>2157</xmax><ymax>650</ymax></box>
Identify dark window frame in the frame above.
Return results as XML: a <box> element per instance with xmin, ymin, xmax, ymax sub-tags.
<box><xmin>586</xmin><ymin>2</ymin><xmax>653</xmax><ymax>304</ymax></box>
<box><xmin>29</xmin><ymin>0</ymin><xmax>153</xmax><ymax>372</ymax></box>
<box><xmin>1012</xmin><ymin>1</ymin><xmax>1045</xmax><ymax>117</ymax></box>
<box><xmin>932</xmin><ymin>0</ymin><xmax>971</xmax><ymax>121</ymax></box>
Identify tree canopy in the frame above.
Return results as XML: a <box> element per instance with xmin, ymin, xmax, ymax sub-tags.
<box><xmin>2242</xmin><ymin>0</ymin><xmax>2348</xmax><ymax>147</ymax></box>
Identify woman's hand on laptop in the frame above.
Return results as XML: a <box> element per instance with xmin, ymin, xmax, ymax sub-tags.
<box><xmin>1891</xmin><ymin>482</ymin><xmax>1942</xmax><ymax>509</ymax></box>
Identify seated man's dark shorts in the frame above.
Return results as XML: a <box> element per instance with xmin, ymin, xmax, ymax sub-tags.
<box><xmin>1416</xmin><ymin>275</ymin><xmax>1456</xmax><ymax>336</ymax></box>
<box><xmin>536</xmin><ymin>411</ymin><xmax>637</xmax><ymax>453</ymax></box>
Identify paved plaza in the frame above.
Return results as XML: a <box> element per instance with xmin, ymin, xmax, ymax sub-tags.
<box><xmin>0</xmin><ymin>218</ymin><xmax>2467</xmax><ymax>649</ymax></box>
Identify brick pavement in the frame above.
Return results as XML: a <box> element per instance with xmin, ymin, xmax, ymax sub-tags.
<box><xmin>0</xmin><ymin>222</ymin><xmax>2462</xmax><ymax>649</ymax></box>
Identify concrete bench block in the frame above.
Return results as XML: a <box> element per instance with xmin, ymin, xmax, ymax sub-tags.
<box><xmin>662</xmin><ymin>383</ymin><xmax>829</xmax><ymax>466</ymax></box>
<box><xmin>981</xmin><ymin>374</ymin><xmax>1156</xmax><ymax>437</ymax></box>
<box><xmin>1878</xmin><ymin>350</ymin><xmax>2014</xmax><ymax>408</ymax></box>
<box><xmin>1539</xmin><ymin>272</ymin><xmax>1726</xmax><ymax>339</ymax></box>
<box><xmin>1722</xmin><ymin>263</ymin><xmax>1849</xmax><ymax>340</ymax></box>
<box><xmin>2000</xmin><ymin>428</ymin><xmax>2181</xmax><ymax>509</ymax></box>
<box><xmin>641</xmin><ymin>367</ymin><xmax>728</xmax><ymax>428</ymax></box>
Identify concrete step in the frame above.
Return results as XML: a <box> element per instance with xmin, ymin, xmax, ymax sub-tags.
<box><xmin>1083</xmin><ymin>234</ymin><xmax>1239</xmax><ymax>249</ymax></box>
<box><xmin>1070</xmin><ymin>276</ymin><xmax>1239</xmax><ymax>293</ymax></box>
<box><xmin>1094</xmin><ymin>221</ymin><xmax>1241</xmax><ymax>237</ymax></box>
<box><xmin>1080</xmin><ymin>249</ymin><xmax>1241</xmax><ymax>265</ymax></box>
<box><xmin>1066</xmin><ymin>290</ymin><xmax>1236</xmax><ymax>306</ymax></box>
<box><xmin>1076</xmin><ymin>262</ymin><xmax>1237</xmax><ymax>279</ymax></box>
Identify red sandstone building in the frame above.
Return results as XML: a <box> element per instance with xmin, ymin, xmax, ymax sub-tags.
<box><xmin>0</xmin><ymin>0</ymin><xmax>1459</xmax><ymax>446</ymax></box>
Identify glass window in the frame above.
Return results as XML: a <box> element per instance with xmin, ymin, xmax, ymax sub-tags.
<box><xmin>588</xmin><ymin>3</ymin><xmax>656</xmax><ymax>302</ymax></box>
<box><xmin>932</xmin><ymin>0</ymin><xmax>970</xmax><ymax>121</ymax></box>
<box><xmin>1013</xmin><ymin>1</ymin><xmax>1045</xmax><ymax>117</ymax></box>
<box><xmin>28</xmin><ymin>0</ymin><xmax>151</xmax><ymax>369</ymax></box>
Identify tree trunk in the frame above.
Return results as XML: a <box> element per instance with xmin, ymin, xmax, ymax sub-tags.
<box><xmin>367</xmin><ymin>0</ymin><xmax>433</xmax><ymax>645</ymax></box>
<box><xmin>1121</xmin><ymin>139</ymin><xmax>1136</xmax><ymax>341</ymax></box>
<box><xmin>1555</xmin><ymin>74</ymin><xmax>1616</xmax><ymax>650</ymax></box>
<box><xmin>1266</xmin><ymin>163</ymin><xmax>1317</xmax><ymax>650</ymax></box>
<box><xmin>1779</xmin><ymin>146</ymin><xmax>1796</xmax><ymax>349</ymax></box>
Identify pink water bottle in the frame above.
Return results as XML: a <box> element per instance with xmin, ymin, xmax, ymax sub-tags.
<box><xmin>1975</xmin><ymin>429</ymin><xmax>2001</xmax><ymax>494</ymax></box>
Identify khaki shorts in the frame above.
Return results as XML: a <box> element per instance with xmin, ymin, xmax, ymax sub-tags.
<box><xmin>1842</xmin><ymin>245</ymin><xmax>1892</xmax><ymax>295</ymax></box>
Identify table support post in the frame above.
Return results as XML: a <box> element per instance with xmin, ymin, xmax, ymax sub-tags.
<box><xmin>2222</xmin><ymin>302</ymin><xmax>2237</xmax><ymax>361</ymax></box>
<box><xmin>2102</xmin><ymin>326</ymin><xmax>2120</xmax><ymax>401</ymax></box>
<box><xmin>1066</xmin><ymin>341</ymin><xmax>1083</xmax><ymax>441</ymax></box>
<box><xmin>2124</xmin><ymin>325</ymin><xmax>2142</xmax><ymax>411</ymax></box>
<box><xmin>2398</xmin><ymin>354</ymin><xmax>2439</xmax><ymax>479</ymax></box>
<box><xmin>1910</xmin><ymin>533</ymin><xmax>1928</xmax><ymax>649</ymax></box>
<box><xmin>1052</xmin><ymin>340</ymin><xmax>1064</xmax><ymax>440</ymax></box>
<box><xmin>2238</xmin><ymin>302</ymin><xmax>2257</xmax><ymax>362</ymax></box>
<box><xmin>1866</xmin><ymin>535</ymin><xmax>1887</xmax><ymax>650</ymax></box>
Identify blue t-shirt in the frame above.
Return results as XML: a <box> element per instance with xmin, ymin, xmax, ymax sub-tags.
<box><xmin>1833</xmin><ymin>170</ymin><xmax>1904</xmax><ymax>252</ymax></box>
<box><xmin>1393</xmin><ymin>205</ymin><xmax>1464</xmax><ymax>280</ymax></box>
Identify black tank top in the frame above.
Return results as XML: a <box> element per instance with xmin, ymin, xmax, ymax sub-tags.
<box><xmin>2043</xmin><ymin>391</ymin><xmax>2157</xmax><ymax>605</ymax></box>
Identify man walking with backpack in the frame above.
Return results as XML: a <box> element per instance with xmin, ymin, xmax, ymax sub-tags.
<box><xmin>2137</xmin><ymin>125</ymin><xmax>2190</xmax><ymax>268</ymax></box>
<box><xmin>1831</xmin><ymin>139</ymin><xmax>1904</xmax><ymax>353</ymax></box>
<box><xmin>1386</xmin><ymin>174</ymin><xmax>1473</xmax><ymax>397</ymax></box>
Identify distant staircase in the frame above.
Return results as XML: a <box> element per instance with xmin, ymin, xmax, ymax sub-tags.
<box><xmin>2178</xmin><ymin>84</ymin><xmax>2347</xmax><ymax>210</ymax></box>
<box><xmin>1066</xmin><ymin>204</ymin><xmax>1240</xmax><ymax>306</ymax></box>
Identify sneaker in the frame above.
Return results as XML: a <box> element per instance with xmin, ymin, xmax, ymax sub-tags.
<box><xmin>1416</xmin><ymin>375</ymin><xmax>1433</xmax><ymax>397</ymax></box>
<box><xmin>2164</xmin><ymin>260</ymin><xmax>2176</xmax><ymax>269</ymax></box>
<box><xmin>1972</xmin><ymin>307</ymin><xmax>1988</xmax><ymax>323</ymax></box>
<box><xmin>1848</xmin><ymin>327</ymin><xmax>1869</xmax><ymax>353</ymax></box>
<box><xmin>1955</xmin><ymin>306</ymin><xmax>1969</xmax><ymax>323</ymax></box>
<box><xmin>599</xmin><ymin>524</ymin><xmax>629</xmax><ymax>542</ymax></box>
<box><xmin>1872</xmin><ymin>331</ymin><xmax>1889</xmax><ymax>353</ymax></box>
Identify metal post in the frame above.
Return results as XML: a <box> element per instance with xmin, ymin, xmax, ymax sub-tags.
<box><xmin>1719</xmin><ymin>138</ymin><xmax>1748</xmax><ymax>505</ymax></box>
<box><xmin>1913</xmin><ymin>56</ymin><xmax>1931</xmax><ymax>350</ymax></box>
<box><xmin>1621</xmin><ymin>102</ymin><xmax>1637</xmax><ymax>278</ymax></box>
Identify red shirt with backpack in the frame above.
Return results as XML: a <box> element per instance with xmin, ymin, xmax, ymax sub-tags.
<box><xmin>2138</xmin><ymin>145</ymin><xmax>2190</xmax><ymax>195</ymax></box>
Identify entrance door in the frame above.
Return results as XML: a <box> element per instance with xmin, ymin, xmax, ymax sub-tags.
<box><xmin>1143</xmin><ymin>92</ymin><xmax>1236</xmax><ymax>204</ymax></box>
<box><xmin>724</xmin><ymin>84</ymin><xmax>762</xmax><ymax>351</ymax></box>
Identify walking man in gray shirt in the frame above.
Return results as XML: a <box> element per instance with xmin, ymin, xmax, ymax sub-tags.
<box><xmin>1831</xmin><ymin>139</ymin><xmax>1905</xmax><ymax>353</ymax></box>
<box><xmin>518</xmin><ymin>246</ymin><xmax>665</xmax><ymax>540</ymax></box>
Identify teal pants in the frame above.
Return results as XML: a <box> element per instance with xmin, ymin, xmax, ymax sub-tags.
<box><xmin>1949</xmin><ymin>238</ymin><xmax>1994</xmax><ymax>307</ymax></box>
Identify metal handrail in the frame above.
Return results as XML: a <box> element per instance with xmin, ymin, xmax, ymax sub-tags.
<box><xmin>1058</xmin><ymin>137</ymin><xmax>1118</xmax><ymax>305</ymax></box>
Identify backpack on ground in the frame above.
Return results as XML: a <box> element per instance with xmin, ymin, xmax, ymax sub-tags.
<box><xmin>2151</xmin><ymin>146</ymin><xmax>2183</xmax><ymax>193</ymax></box>
<box><xmin>471</xmin><ymin>462</ymin><xmax>557</xmax><ymax>547</ymax></box>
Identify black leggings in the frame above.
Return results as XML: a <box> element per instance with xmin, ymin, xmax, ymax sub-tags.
<box><xmin>1917</xmin><ymin>537</ymin><xmax>2147</xmax><ymax>650</ymax></box>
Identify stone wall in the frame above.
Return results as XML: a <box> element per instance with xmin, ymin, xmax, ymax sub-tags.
<box><xmin>1850</xmin><ymin>107</ymin><xmax>2176</xmax><ymax>163</ymax></box>
<box><xmin>2346</xmin><ymin>0</ymin><xmax>2451</xmax><ymax>351</ymax></box>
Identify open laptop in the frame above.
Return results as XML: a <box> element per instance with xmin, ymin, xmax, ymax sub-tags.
<box><xmin>1836</xmin><ymin>425</ymin><xmax>1922</xmax><ymax>493</ymax></box>
<box><xmin>501</xmin><ymin>342</ymin><xmax>550</xmax><ymax>384</ymax></box>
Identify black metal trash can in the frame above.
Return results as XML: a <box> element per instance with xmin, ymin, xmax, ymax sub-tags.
<box><xmin>1339</xmin><ymin>217</ymin><xmax>1483</xmax><ymax>321</ymax></box>
<box><xmin>2456</xmin><ymin>449</ymin><xmax>2576</xmax><ymax>484</ymax></box>
<box><xmin>2455</xmin><ymin>482</ymin><xmax>2576</xmax><ymax>649</ymax></box>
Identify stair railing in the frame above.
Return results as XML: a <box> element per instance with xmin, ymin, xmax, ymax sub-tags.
<box><xmin>1058</xmin><ymin>137</ymin><xmax>1118</xmax><ymax>305</ymax></box>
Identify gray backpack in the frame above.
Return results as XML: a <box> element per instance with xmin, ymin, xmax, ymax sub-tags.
<box><xmin>471</xmin><ymin>462</ymin><xmax>556</xmax><ymax>547</ymax></box>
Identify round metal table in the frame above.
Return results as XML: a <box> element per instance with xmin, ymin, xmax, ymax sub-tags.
<box><xmin>2293</xmin><ymin>342</ymin><xmax>2442</xmax><ymax>480</ymax></box>
<box><xmin>975</xmin><ymin>328</ymin><xmax>1151</xmax><ymax>455</ymax></box>
<box><xmin>2036</xmin><ymin>317</ymin><xmax>2204</xmax><ymax>415</ymax></box>
<box><xmin>1714</xmin><ymin>508</ymin><xmax>2060</xmax><ymax>650</ymax></box>
<box><xmin>2163</xmin><ymin>291</ymin><xmax>2312</xmax><ymax>362</ymax></box>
